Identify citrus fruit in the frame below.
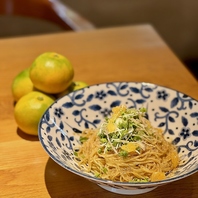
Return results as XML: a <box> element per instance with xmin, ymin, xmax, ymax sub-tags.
<box><xmin>70</xmin><ymin>81</ymin><xmax>88</xmax><ymax>91</ymax></box>
<box><xmin>56</xmin><ymin>81</ymin><xmax>88</xmax><ymax>98</ymax></box>
<box><xmin>29</xmin><ymin>52</ymin><xmax>74</xmax><ymax>94</ymax></box>
<box><xmin>11</xmin><ymin>68</ymin><xmax>35</xmax><ymax>101</ymax></box>
<box><xmin>14</xmin><ymin>91</ymin><xmax>54</xmax><ymax>135</ymax></box>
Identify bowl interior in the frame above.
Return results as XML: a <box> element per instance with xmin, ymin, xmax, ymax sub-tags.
<box><xmin>39</xmin><ymin>82</ymin><xmax>198</xmax><ymax>186</ymax></box>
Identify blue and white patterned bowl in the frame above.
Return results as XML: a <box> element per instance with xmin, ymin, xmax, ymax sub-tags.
<box><xmin>38</xmin><ymin>82</ymin><xmax>198</xmax><ymax>195</ymax></box>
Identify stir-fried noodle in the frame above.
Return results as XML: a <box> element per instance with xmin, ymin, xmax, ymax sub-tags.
<box><xmin>75</xmin><ymin>105</ymin><xmax>179</xmax><ymax>182</ymax></box>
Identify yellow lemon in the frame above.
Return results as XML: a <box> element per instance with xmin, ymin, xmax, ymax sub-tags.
<box><xmin>11</xmin><ymin>68</ymin><xmax>35</xmax><ymax>101</ymax></box>
<box><xmin>56</xmin><ymin>81</ymin><xmax>88</xmax><ymax>98</ymax></box>
<box><xmin>14</xmin><ymin>91</ymin><xmax>54</xmax><ymax>135</ymax></box>
<box><xmin>29</xmin><ymin>52</ymin><xmax>74</xmax><ymax>94</ymax></box>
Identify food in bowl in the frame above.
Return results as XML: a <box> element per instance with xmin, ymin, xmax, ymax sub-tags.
<box><xmin>75</xmin><ymin>105</ymin><xmax>180</xmax><ymax>183</ymax></box>
<box><xmin>38</xmin><ymin>82</ymin><xmax>198</xmax><ymax>195</ymax></box>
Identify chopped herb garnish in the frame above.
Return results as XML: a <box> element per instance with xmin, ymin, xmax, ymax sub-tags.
<box><xmin>80</xmin><ymin>136</ymin><xmax>88</xmax><ymax>144</ymax></box>
<box><xmin>119</xmin><ymin>150</ymin><xmax>129</xmax><ymax>158</ymax></box>
<box><xmin>96</xmin><ymin>105</ymin><xmax>148</xmax><ymax>155</ymax></box>
<box><xmin>130</xmin><ymin>177</ymin><xmax>149</xmax><ymax>182</ymax></box>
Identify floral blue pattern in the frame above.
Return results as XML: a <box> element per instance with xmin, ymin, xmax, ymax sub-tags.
<box><xmin>95</xmin><ymin>90</ymin><xmax>107</xmax><ymax>100</ymax></box>
<box><xmin>157</xmin><ymin>90</ymin><xmax>169</xmax><ymax>100</ymax></box>
<box><xmin>38</xmin><ymin>82</ymin><xmax>198</xmax><ymax>195</ymax></box>
<box><xmin>54</xmin><ymin>107</ymin><xmax>64</xmax><ymax>118</ymax></box>
<box><xmin>180</xmin><ymin>127</ymin><xmax>190</xmax><ymax>140</ymax></box>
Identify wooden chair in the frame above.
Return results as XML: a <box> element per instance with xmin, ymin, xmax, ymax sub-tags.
<box><xmin>0</xmin><ymin>0</ymin><xmax>95</xmax><ymax>37</ymax></box>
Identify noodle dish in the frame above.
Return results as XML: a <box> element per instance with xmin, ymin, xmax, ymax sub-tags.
<box><xmin>39</xmin><ymin>82</ymin><xmax>198</xmax><ymax>195</ymax></box>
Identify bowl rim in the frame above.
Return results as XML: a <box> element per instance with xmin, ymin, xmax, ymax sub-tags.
<box><xmin>38</xmin><ymin>81</ymin><xmax>198</xmax><ymax>186</ymax></box>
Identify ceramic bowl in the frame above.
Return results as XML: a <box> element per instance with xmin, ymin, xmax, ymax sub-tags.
<box><xmin>38</xmin><ymin>82</ymin><xmax>198</xmax><ymax>195</ymax></box>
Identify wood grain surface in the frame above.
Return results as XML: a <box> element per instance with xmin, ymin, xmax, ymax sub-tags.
<box><xmin>0</xmin><ymin>24</ymin><xmax>197</xmax><ymax>198</ymax></box>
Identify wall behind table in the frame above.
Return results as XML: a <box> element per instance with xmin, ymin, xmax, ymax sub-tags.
<box><xmin>61</xmin><ymin>0</ymin><xmax>198</xmax><ymax>77</ymax></box>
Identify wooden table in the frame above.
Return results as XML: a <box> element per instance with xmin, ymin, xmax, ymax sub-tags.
<box><xmin>0</xmin><ymin>25</ymin><xmax>197</xmax><ymax>198</ymax></box>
